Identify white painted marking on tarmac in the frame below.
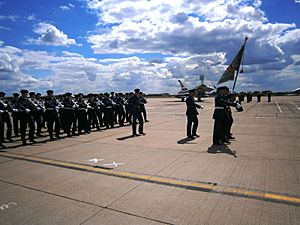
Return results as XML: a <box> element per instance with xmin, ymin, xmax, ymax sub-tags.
<box><xmin>0</xmin><ymin>202</ymin><xmax>17</xmax><ymax>210</ymax></box>
<box><xmin>88</xmin><ymin>158</ymin><xmax>104</xmax><ymax>163</ymax></box>
<box><xmin>289</xmin><ymin>101</ymin><xmax>300</xmax><ymax>111</ymax></box>
<box><xmin>275</xmin><ymin>101</ymin><xmax>283</xmax><ymax>113</ymax></box>
<box><xmin>103</xmin><ymin>161</ymin><xmax>125</xmax><ymax>167</ymax></box>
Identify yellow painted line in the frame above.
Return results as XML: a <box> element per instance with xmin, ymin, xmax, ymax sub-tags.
<box><xmin>0</xmin><ymin>152</ymin><xmax>299</xmax><ymax>205</ymax></box>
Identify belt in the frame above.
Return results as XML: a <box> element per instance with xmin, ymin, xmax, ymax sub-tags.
<box><xmin>106</xmin><ymin>106</ymin><xmax>113</xmax><ymax>109</ymax></box>
<box><xmin>215</xmin><ymin>107</ymin><xmax>224</xmax><ymax>110</ymax></box>
<box><xmin>46</xmin><ymin>108</ymin><xmax>56</xmax><ymax>111</ymax></box>
<box><xmin>64</xmin><ymin>107</ymin><xmax>74</xmax><ymax>110</ymax></box>
<box><xmin>78</xmin><ymin>108</ymin><xmax>86</xmax><ymax>111</ymax></box>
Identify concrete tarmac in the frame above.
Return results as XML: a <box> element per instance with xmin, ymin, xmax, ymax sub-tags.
<box><xmin>0</xmin><ymin>96</ymin><xmax>299</xmax><ymax>225</ymax></box>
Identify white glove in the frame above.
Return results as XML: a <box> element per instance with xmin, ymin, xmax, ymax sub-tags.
<box><xmin>236</xmin><ymin>103</ymin><xmax>242</xmax><ymax>109</ymax></box>
<box><xmin>72</xmin><ymin>105</ymin><xmax>76</xmax><ymax>108</ymax></box>
<box><xmin>0</xmin><ymin>110</ymin><xmax>3</xmax><ymax>113</ymax></box>
<box><xmin>87</xmin><ymin>106</ymin><xmax>92</xmax><ymax>109</ymax></box>
<box><xmin>25</xmin><ymin>109</ymin><xmax>30</xmax><ymax>113</ymax></box>
<box><xmin>13</xmin><ymin>109</ymin><xmax>18</xmax><ymax>112</ymax></box>
<box><xmin>55</xmin><ymin>106</ymin><xmax>60</xmax><ymax>110</ymax></box>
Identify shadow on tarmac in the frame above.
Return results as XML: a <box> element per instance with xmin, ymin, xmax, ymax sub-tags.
<box><xmin>177</xmin><ymin>137</ymin><xmax>197</xmax><ymax>144</ymax></box>
<box><xmin>207</xmin><ymin>145</ymin><xmax>237</xmax><ymax>158</ymax></box>
<box><xmin>117</xmin><ymin>135</ymin><xmax>137</xmax><ymax>141</ymax></box>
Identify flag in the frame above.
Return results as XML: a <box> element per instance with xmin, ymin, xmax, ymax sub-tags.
<box><xmin>218</xmin><ymin>37</ymin><xmax>248</xmax><ymax>85</ymax></box>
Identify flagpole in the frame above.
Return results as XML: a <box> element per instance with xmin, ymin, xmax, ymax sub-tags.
<box><xmin>232</xmin><ymin>37</ymin><xmax>248</xmax><ymax>91</ymax></box>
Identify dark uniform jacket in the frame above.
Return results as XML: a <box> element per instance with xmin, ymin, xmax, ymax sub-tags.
<box><xmin>213</xmin><ymin>93</ymin><xmax>236</xmax><ymax>120</ymax></box>
<box><xmin>186</xmin><ymin>96</ymin><xmax>200</xmax><ymax>116</ymax></box>
<box><xmin>128</xmin><ymin>96</ymin><xmax>141</xmax><ymax>113</ymax></box>
<box><xmin>16</xmin><ymin>97</ymin><xmax>36</xmax><ymax>113</ymax></box>
<box><xmin>44</xmin><ymin>97</ymin><xmax>60</xmax><ymax>119</ymax></box>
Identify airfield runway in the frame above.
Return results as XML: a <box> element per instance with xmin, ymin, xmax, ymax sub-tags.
<box><xmin>0</xmin><ymin>96</ymin><xmax>299</xmax><ymax>225</ymax></box>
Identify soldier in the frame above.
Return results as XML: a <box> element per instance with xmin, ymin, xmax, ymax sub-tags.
<box><xmin>212</xmin><ymin>86</ymin><xmax>236</xmax><ymax>145</ymax></box>
<box><xmin>224</xmin><ymin>87</ymin><xmax>235</xmax><ymax>141</ymax></box>
<box><xmin>62</xmin><ymin>92</ymin><xmax>76</xmax><ymax>137</ymax></box>
<box><xmin>124</xmin><ymin>93</ymin><xmax>132</xmax><ymax>124</ymax></box>
<box><xmin>29</xmin><ymin>92</ymin><xmax>44</xmax><ymax>137</ymax></box>
<box><xmin>77</xmin><ymin>93</ymin><xmax>90</xmax><ymax>134</ymax></box>
<box><xmin>44</xmin><ymin>90</ymin><xmax>61</xmax><ymax>141</ymax></box>
<box><xmin>87</xmin><ymin>93</ymin><xmax>100</xmax><ymax>131</ymax></box>
<box><xmin>115</xmin><ymin>93</ymin><xmax>125</xmax><ymax>126</ymax></box>
<box><xmin>96</xmin><ymin>93</ymin><xmax>104</xmax><ymax>127</ymax></box>
<box><xmin>0</xmin><ymin>114</ymin><xmax>4</xmax><ymax>148</ymax></box>
<box><xmin>186</xmin><ymin>89</ymin><xmax>203</xmax><ymax>139</ymax></box>
<box><xmin>267</xmin><ymin>91</ymin><xmax>272</xmax><ymax>102</ymax></box>
<box><xmin>36</xmin><ymin>93</ymin><xmax>46</xmax><ymax>129</ymax></box>
<box><xmin>16</xmin><ymin>89</ymin><xmax>36</xmax><ymax>145</ymax></box>
<box><xmin>257</xmin><ymin>92</ymin><xmax>262</xmax><ymax>102</ymax></box>
<box><xmin>102</xmin><ymin>93</ymin><xmax>115</xmax><ymax>129</ymax></box>
<box><xmin>129</xmin><ymin>88</ymin><xmax>145</xmax><ymax>136</ymax></box>
<box><xmin>139</xmin><ymin>92</ymin><xmax>149</xmax><ymax>122</ymax></box>
<box><xmin>0</xmin><ymin>91</ymin><xmax>13</xmax><ymax>142</ymax></box>
<box><xmin>10</xmin><ymin>93</ymin><xmax>20</xmax><ymax>137</ymax></box>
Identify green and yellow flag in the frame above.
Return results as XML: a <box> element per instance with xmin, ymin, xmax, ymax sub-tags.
<box><xmin>218</xmin><ymin>37</ymin><xmax>248</xmax><ymax>85</ymax></box>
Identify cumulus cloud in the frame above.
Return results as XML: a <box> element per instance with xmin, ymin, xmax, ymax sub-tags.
<box><xmin>26</xmin><ymin>22</ymin><xmax>77</xmax><ymax>46</ymax></box>
<box><xmin>83</xmin><ymin>0</ymin><xmax>300</xmax><ymax>91</ymax></box>
<box><xmin>0</xmin><ymin>44</ymin><xmax>183</xmax><ymax>94</ymax></box>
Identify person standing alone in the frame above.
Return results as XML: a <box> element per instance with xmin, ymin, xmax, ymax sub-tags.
<box><xmin>186</xmin><ymin>89</ymin><xmax>203</xmax><ymax>139</ymax></box>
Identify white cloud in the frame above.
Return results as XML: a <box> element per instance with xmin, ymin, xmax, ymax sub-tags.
<box><xmin>60</xmin><ymin>3</ymin><xmax>75</xmax><ymax>10</ymax></box>
<box><xmin>0</xmin><ymin>25</ymin><xmax>11</xmax><ymax>30</ymax></box>
<box><xmin>0</xmin><ymin>15</ymin><xmax>19</xmax><ymax>21</ymax></box>
<box><xmin>27</xmin><ymin>14</ymin><xmax>36</xmax><ymax>21</ymax></box>
<box><xmin>83</xmin><ymin>0</ymin><xmax>300</xmax><ymax>92</ymax></box>
<box><xmin>27</xmin><ymin>22</ymin><xmax>77</xmax><ymax>46</ymax></box>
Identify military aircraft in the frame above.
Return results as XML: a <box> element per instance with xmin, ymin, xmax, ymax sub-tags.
<box><xmin>175</xmin><ymin>78</ymin><xmax>215</xmax><ymax>102</ymax></box>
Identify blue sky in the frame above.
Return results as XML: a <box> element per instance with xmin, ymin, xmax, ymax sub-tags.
<box><xmin>0</xmin><ymin>0</ymin><xmax>300</xmax><ymax>95</ymax></box>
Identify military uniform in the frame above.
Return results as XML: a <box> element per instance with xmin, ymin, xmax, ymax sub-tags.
<box><xmin>103</xmin><ymin>93</ymin><xmax>115</xmax><ymax>129</ymax></box>
<box><xmin>96</xmin><ymin>95</ymin><xmax>104</xmax><ymax>127</ymax></box>
<box><xmin>212</xmin><ymin>87</ymin><xmax>236</xmax><ymax>145</ymax></box>
<box><xmin>115</xmin><ymin>94</ymin><xmax>125</xmax><ymax>126</ymax></box>
<box><xmin>10</xmin><ymin>93</ymin><xmax>20</xmax><ymax>137</ymax></box>
<box><xmin>139</xmin><ymin>93</ymin><xmax>149</xmax><ymax>122</ymax></box>
<box><xmin>29</xmin><ymin>92</ymin><xmax>44</xmax><ymax>137</ymax></box>
<box><xmin>0</xmin><ymin>114</ymin><xmax>4</xmax><ymax>148</ymax></box>
<box><xmin>77</xmin><ymin>94</ymin><xmax>90</xmax><ymax>134</ymax></box>
<box><xmin>62</xmin><ymin>93</ymin><xmax>76</xmax><ymax>136</ymax></box>
<box><xmin>87</xmin><ymin>94</ymin><xmax>100</xmax><ymax>130</ymax></box>
<box><xmin>129</xmin><ymin>89</ymin><xmax>144</xmax><ymax>136</ymax></box>
<box><xmin>186</xmin><ymin>93</ymin><xmax>201</xmax><ymax>138</ymax></box>
<box><xmin>124</xmin><ymin>93</ymin><xmax>132</xmax><ymax>124</ymax></box>
<box><xmin>0</xmin><ymin>92</ymin><xmax>13</xmax><ymax>142</ymax></box>
<box><xmin>44</xmin><ymin>90</ymin><xmax>61</xmax><ymax>140</ymax></box>
<box><xmin>16</xmin><ymin>90</ymin><xmax>36</xmax><ymax>145</ymax></box>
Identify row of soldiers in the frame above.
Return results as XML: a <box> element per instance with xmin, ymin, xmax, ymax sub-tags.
<box><xmin>0</xmin><ymin>89</ymin><xmax>149</xmax><ymax>147</ymax></box>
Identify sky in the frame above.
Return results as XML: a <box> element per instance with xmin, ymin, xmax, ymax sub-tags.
<box><xmin>0</xmin><ymin>0</ymin><xmax>299</xmax><ymax>95</ymax></box>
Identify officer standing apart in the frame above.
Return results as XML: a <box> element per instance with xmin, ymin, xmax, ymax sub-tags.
<box><xmin>44</xmin><ymin>90</ymin><xmax>61</xmax><ymax>141</ymax></box>
<box><xmin>186</xmin><ymin>89</ymin><xmax>203</xmax><ymax>139</ymax></box>
<box><xmin>129</xmin><ymin>88</ymin><xmax>145</xmax><ymax>136</ymax></box>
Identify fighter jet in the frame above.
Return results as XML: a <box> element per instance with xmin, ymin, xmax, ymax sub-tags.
<box><xmin>175</xmin><ymin>79</ymin><xmax>215</xmax><ymax>102</ymax></box>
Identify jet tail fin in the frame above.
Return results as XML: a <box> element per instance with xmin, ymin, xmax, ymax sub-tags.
<box><xmin>178</xmin><ymin>80</ymin><xmax>188</xmax><ymax>91</ymax></box>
